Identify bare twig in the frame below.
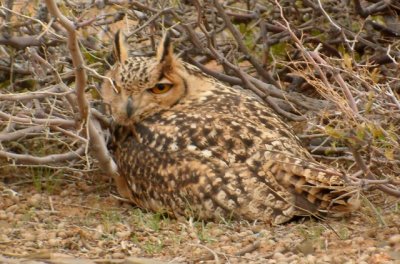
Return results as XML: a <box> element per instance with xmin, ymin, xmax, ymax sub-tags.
<box><xmin>0</xmin><ymin>110</ymin><xmax>75</xmax><ymax>128</ymax></box>
<box><xmin>190</xmin><ymin>243</ymin><xmax>221</xmax><ymax>264</ymax></box>
<box><xmin>0</xmin><ymin>35</ymin><xmax>57</xmax><ymax>49</ymax></box>
<box><xmin>213</xmin><ymin>0</ymin><xmax>278</xmax><ymax>87</ymax></box>
<box><xmin>126</xmin><ymin>8</ymin><xmax>174</xmax><ymax>38</ymax></box>
<box><xmin>0</xmin><ymin>146</ymin><xmax>85</xmax><ymax>165</ymax></box>
<box><xmin>44</xmin><ymin>0</ymin><xmax>89</xmax><ymax>121</ymax></box>
<box><xmin>235</xmin><ymin>240</ymin><xmax>261</xmax><ymax>256</ymax></box>
<box><xmin>350</xmin><ymin>146</ymin><xmax>400</xmax><ymax>198</ymax></box>
<box><xmin>386</xmin><ymin>85</ymin><xmax>400</xmax><ymax>111</ymax></box>
<box><xmin>0</xmin><ymin>84</ymin><xmax>71</xmax><ymax>101</ymax></box>
<box><xmin>0</xmin><ymin>126</ymin><xmax>45</xmax><ymax>142</ymax></box>
<box><xmin>310</xmin><ymin>52</ymin><xmax>358</xmax><ymax>113</ymax></box>
<box><xmin>44</xmin><ymin>0</ymin><xmax>133</xmax><ymax>201</ymax></box>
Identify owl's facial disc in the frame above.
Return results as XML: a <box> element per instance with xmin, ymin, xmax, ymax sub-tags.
<box><xmin>103</xmin><ymin>31</ymin><xmax>187</xmax><ymax>125</ymax></box>
<box><xmin>125</xmin><ymin>80</ymin><xmax>174</xmax><ymax>119</ymax></box>
<box><xmin>120</xmin><ymin>74</ymin><xmax>185</xmax><ymax>123</ymax></box>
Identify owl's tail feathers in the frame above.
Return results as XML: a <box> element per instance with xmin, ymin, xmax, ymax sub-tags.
<box><xmin>263</xmin><ymin>153</ymin><xmax>361</xmax><ymax>218</ymax></box>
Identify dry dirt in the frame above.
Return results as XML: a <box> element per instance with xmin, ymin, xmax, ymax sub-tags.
<box><xmin>0</xmin><ymin>173</ymin><xmax>399</xmax><ymax>264</ymax></box>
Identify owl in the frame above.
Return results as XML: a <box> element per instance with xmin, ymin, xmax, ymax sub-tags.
<box><xmin>101</xmin><ymin>31</ymin><xmax>359</xmax><ymax>225</ymax></box>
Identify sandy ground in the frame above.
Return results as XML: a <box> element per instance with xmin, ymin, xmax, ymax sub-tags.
<box><xmin>0</xmin><ymin>173</ymin><xmax>399</xmax><ymax>264</ymax></box>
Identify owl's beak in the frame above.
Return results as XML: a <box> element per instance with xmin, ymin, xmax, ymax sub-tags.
<box><xmin>126</xmin><ymin>96</ymin><xmax>134</xmax><ymax>118</ymax></box>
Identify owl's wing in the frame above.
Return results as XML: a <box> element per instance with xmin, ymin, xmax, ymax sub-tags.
<box><xmin>249</xmin><ymin>151</ymin><xmax>360</xmax><ymax>217</ymax></box>
<box><xmin>111</xmin><ymin>125</ymin><xmax>301</xmax><ymax>223</ymax></box>
<box><xmin>111</xmin><ymin>126</ymin><xmax>359</xmax><ymax>224</ymax></box>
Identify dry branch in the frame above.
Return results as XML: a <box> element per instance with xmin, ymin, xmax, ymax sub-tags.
<box><xmin>0</xmin><ymin>35</ymin><xmax>51</xmax><ymax>49</ymax></box>
<box><xmin>273</xmin><ymin>0</ymin><xmax>399</xmax><ymax>197</ymax></box>
<box><xmin>0</xmin><ymin>146</ymin><xmax>85</xmax><ymax>165</ymax></box>
<box><xmin>0</xmin><ymin>84</ymin><xmax>72</xmax><ymax>101</ymax></box>
<box><xmin>43</xmin><ymin>0</ymin><xmax>134</xmax><ymax>201</ymax></box>
<box><xmin>0</xmin><ymin>110</ymin><xmax>76</xmax><ymax>128</ymax></box>
<box><xmin>44</xmin><ymin>0</ymin><xmax>89</xmax><ymax>121</ymax></box>
<box><xmin>213</xmin><ymin>0</ymin><xmax>277</xmax><ymax>86</ymax></box>
<box><xmin>0</xmin><ymin>126</ymin><xmax>45</xmax><ymax>142</ymax></box>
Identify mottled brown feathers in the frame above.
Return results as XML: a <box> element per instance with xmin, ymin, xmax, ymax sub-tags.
<box><xmin>114</xmin><ymin>30</ymin><xmax>128</xmax><ymax>63</ymax></box>
<box><xmin>102</xmin><ymin>32</ymin><xmax>360</xmax><ymax>224</ymax></box>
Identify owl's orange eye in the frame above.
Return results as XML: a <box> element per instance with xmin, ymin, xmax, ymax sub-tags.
<box><xmin>148</xmin><ymin>83</ymin><xmax>172</xmax><ymax>94</ymax></box>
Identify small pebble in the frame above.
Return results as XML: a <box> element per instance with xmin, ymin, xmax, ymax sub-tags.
<box><xmin>129</xmin><ymin>247</ymin><xmax>141</xmax><ymax>255</ymax></box>
<box><xmin>0</xmin><ymin>234</ymin><xmax>10</xmax><ymax>242</ymax></box>
<box><xmin>274</xmin><ymin>245</ymin><xmax>286</xmax><ymax>253</ymax></box>
<box><xmin>209</xmin><ymin>228</ymin><xmax>224</xmax><ymax>237</ymax></box>
<box><xmin>0</xmin><ymin>210</ymin><xmax>7</xmax><ymax>220</ymax></box>
<box><xmin>92</xmin><ymin>231</ymin><xmax>102</xmax><ymax>240</ymax></box>
<box><xmin>48</xmin><ymin>238</ymin><xmax>60</xmax><ymax>247</ymax></box>
<box><xmin>21</xmin><ymin>232</ymin><xmax>36</xmax><ymax>241</ymax></box>
<box><xmin>92</xmin><ymin>247</ymin><xmax>103</xmax><ymax>254</ymax></box>
<box><xmin>6</xmin><ymin>211</ymin><xmax>14</xmax><ymax>221</ymax></box>
<box><xmin>306</xmin><ymin>254</ymin><xmax>316</xmax><ymax>263</ymax></box>
<box><xmin>220</xmin><ymin>235</ymin><xmax>230</xmax><ymax>242</ymax></box>
<box><xmin>24</xmin><ymin>241</ymin><xmax>36</xmax><ymax>247</ymax></box>
<box><xmin>6</xmin><ymin>204</ymin><xmax>18</xmax><ymax>213</ymax></box>
<box><xmin>14</xmin><ymin>213</ymin><xmax>23</xmax><ymax>220</ymax></box>
<box><xmin>116</xmin><ymin>230</ymin><xmax>131</xmax><ymax>239</ymax></box>
<box><xmin>60</xmin><ymin>189</ymin><xmax>69</xmax><ymax>197</ymax></box>
<box><xmin>389</xmin><ymin>234</ymin><xmax>400</xmax><ymax>245</ymax></box>
<box><xmin>321</xmin><ymin>255</ymin><xmax>332</xmax><ymax>262</ymax></box>
<box><xmin>57</xmin><ymin>231</ymin><xmax>67</xmax><ymax>238</ymax></box>
<box><xmin>272</xmin><ymin>252</ymin><xmax>285</xmax><ymax>260</ymax></box>
<box><xmin>353</xmin><ymin>236</ymin><xmax>364</xmax><ymax>244</ymax></box>
<box><xmin>28</xmin><ymin>194</ymin><xmax>42</xmax><ymax>207</ymax></box>
<box><xmin>11</xmin><ymin>195</ymin><xmax>20</xmax><ymax>203</ymax></box>
<box><xmin>1</xmin><ymin>199</ymin><xmax>13</xmax><ymax>209</ymax></box>
<box><xmin>367</xmin><ymin>246</ymin><xmax>377</xmax><ymax>252</ymax></box>
<box><xmin>112</xmin><ymin>252</ymin><xmax>125</xmax><ymax>259</ymax></box>
<box><xmin>286</xmin><ymin>254</ymin><xmax>299</xmax><ymax>262</ymax></box>
<box><xmin>37</xmin><ymin>230</ymin><xmax>48</xmax><ymax>240</ymax></box>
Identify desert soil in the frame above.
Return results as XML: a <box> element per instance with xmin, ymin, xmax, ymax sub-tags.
<box><xmin>0</xmin><ymin>173</ymin><xmax>399</xmax><ymax>264</ymax></box>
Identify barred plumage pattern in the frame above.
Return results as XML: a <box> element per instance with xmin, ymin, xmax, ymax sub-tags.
<box><xmin>102</xmin><ymin>32</ymin><xmax>359</xmax><ymax>224</ymax></box>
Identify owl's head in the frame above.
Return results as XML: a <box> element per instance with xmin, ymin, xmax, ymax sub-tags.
<box><xmin>102</xmin><ymin>31</ymin><xmax>189</xmax><ymax>125</ymax></box>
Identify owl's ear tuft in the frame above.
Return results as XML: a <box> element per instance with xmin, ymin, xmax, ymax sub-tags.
<box><xmin>114</xmin><ymin>30</ymin><xmax>129</xmax><ymax>63</ymax></box>
<box><xmin>157</xmin><ymin>31</ymin><xmax>175</xmax><ymax>69</ymax></box>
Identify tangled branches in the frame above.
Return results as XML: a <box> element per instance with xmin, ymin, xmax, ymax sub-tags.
<box><xmin>0</xmin><ymin>0</ymin><xmax>399</xmax><ymax>199</ymax></box>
